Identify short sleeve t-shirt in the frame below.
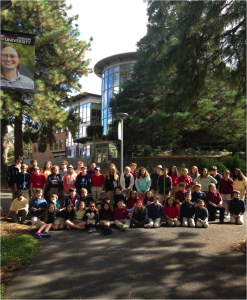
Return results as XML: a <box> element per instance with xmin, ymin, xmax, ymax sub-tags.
<box><xmin>10</xmin><ymin>198</ymin><xmax>29</xmax><ymax>211</ymax></box>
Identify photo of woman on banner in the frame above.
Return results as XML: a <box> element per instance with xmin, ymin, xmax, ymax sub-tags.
<box><xmin>1</xmin><ymin>43</ymin><xmax>34</xmax><ymax>91</ymax></box>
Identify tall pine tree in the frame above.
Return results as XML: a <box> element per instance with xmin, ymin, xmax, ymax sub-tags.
<box><xmin>1</xmin><ymin>0</ymin><xmax>93</xmax><ymax>172</ymax></box>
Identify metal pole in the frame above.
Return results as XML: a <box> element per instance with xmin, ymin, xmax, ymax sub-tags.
<box><xmin>121</xmin><ymin>118</ymin><xmax>123</xmax><ymax>175</ymax></box>
<box><xmin>93</xmin><ymin>119</ymin><xmax>96</xmax><ymax>163</ymax></box>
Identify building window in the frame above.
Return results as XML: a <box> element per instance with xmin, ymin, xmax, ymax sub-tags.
<box><xmin>86</xmin><ymin>145</ymin><xmax>90</xmax><ymax>158</ymax></box>
<box><xmin>60</xmin><ymin>140</ymin><xmax>63</xmax><ymax>149</ymax></box>
<box><xmin>55</xmin><ymin>126</ymin><xmax>59</xmax><ymax>133</ymax></box>
<box><xmin>55</xmin><ymin>141</ymin><xmax>58</xmax><ymax>150</ymax></box>
<box><xmin>34</xmin><ymin>145</ymin><xmax>37</xmax><ymax>153</ymax></box>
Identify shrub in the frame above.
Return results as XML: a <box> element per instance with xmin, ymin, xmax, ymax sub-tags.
<box><xmin>220</xmin><ymin>154</ymin><xmax>246</xmax><ymax>175</ymax></box>
<box><xmin>197</xmin><ymin>156</ymin><xmax>227</xmax><ymax>175</ymax></box>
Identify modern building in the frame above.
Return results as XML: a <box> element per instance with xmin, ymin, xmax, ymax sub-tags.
<box><xmin>31</xmin><ymin>51</ymin><xmax>137</xmax><ymax>162</ymax></box>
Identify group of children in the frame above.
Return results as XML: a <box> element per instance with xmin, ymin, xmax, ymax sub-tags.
<box><xmin>5</xmin><ymin>158</ymin><xmax>246</xmax><ymax>239</ymax></box>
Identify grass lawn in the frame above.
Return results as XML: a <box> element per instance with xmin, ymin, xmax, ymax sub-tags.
<box><xmin>1</xmin><ymin>234</ymin><xmax>38</xmax><ymax>298</ymax></box>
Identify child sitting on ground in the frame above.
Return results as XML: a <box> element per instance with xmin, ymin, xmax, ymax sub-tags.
<box><xmin>127</xmin><ymin>190</ymin><xmax>138</xmax><ymax>209</ymax></box>
<box><xmin>127</xmin><ymin>200</ymin><xmax>149</xmax><ymax>228</ymax></box>
<box><xmin>50</xmin><ymin>194</ymin><xmax>61</xmax><ymax>209</ymax></box>
<box><xmin>164</xmin><ymin>197</ymin><xmax>181</xmax><ymax>227</ymax></box>
<box><xmin>195</xmin><ymin>199</ymin><xmax>209</xmax><ymax>228</ymax></box>
<box><xmin>96</xmin><ymin>191</ymin><xmax>109</xmax><ymax>210</ymax></box>
<box><xmin>27</xmin><ymin>203</ymin><xmax>55</xmax><ymax>238</ymax></box>
<box><xmin>113</xmin><ymin>199</ymin><xmax>130</xmax><ymax>230</ymax></box>
<box><xmin>180</xmin><ymin>193</ymin><xmax>196</xmax><ymax>227</ymax></box>
<box><xmin>229</xmin><ymin>190</ymin><xmax>245</xmax><ymax>225</ymax></box>
<box><xmin>80</xmin><ymin>188</ymin><xmax>93</xmax><ymax>207</ymax></box>
<box><xmin>143</xmin><ymin>190</ymin><xmax>153</xmax><ymax>206</ymax></box>
<box><xmin>145</xmin><ymin>195</ymin><xmax>164</xmax><ymax>228</ymax></box>
<box><xmin>97</xmin><ymin>202</ymin><xmax>113</xmax><ymax>235</ymax></box>
<box><xmin>113</xmin><ymin>186</ymin><xmax>127</xmax><ymax>209</ymax></box>
<box><xmin>29</xmin><ymin>188</ymin><xmax>47</xmax><ymax>225</ymax></box>
<box><xmin>83</xmin><ymin>202</ymin><xmax>98</xmax><ymax>233</ymax></box>
<box><xmin>64</xmin><ymin>188</ymin><xmax>80</xmax><ymax>207</ymax></box>
<box><xmin>64</xmin><ymin>201</ymin><xmax>86</xmax><ymax>230</ymax></box>
<box><xmin>191</xmin><ymin>183</ymin><xmax>206</xmax><ymax>207</ymax></box>
<box><xmin>4</xmin><ymin>190</ymin><xmax>29</xmax><ymax>224</ymax></box>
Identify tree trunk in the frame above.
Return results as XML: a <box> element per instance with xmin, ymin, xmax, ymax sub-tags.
<box><xmin>14</xmin><ymin>110</ymin><xmax>23</xmax><ymax>159</ymax></box>
<box><xmin>1</xmin><ymin>118</ymin><xmax>9</xmax><ymax>174</ymax></box>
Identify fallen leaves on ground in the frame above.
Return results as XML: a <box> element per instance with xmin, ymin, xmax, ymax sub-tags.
<box><xmin>229</xmin><ymin>238</ymin><xmax>246</xmax><ymax>255</ymax></box>
<box><xmin>0</xmin><ymin>217</ymin><xmax>29</xmax><ymax>237</ymax></box>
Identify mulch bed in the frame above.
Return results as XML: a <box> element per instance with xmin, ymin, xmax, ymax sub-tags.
<box><xmin>1</xmin><ymin>216</ymin><xmax>29</xmax><ymax>237</ymax></box>
<box><xmin>229</xmin><ymin>238</ymin><xmax>246</xmax><ymax>256</ymax></box>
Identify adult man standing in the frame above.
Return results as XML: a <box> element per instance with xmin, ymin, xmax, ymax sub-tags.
<box><xmin>150</xmin><ymin>165</ymin><xmax>162</xmax><ymax>196</ymax></box>
<box><xmin>7</xmin><ymin>156</ymin><xmax>23</xmax><ymax>200</ymax></box>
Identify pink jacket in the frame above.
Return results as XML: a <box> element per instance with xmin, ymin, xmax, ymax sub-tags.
<box><xmin>63</xmin><ymin>173</ymin><xmax>77</xmax><ymax>194</ymax></box>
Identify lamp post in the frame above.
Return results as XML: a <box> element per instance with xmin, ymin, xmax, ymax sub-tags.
<box><xmin>116</xmin><ymin>113</ymin><xmax>128</xmax><ymax>175</ymax></box>
<box><xmin>91</xmin><ymin>116</ymin><xmax>99</xmax><ymax>163</ymax></box>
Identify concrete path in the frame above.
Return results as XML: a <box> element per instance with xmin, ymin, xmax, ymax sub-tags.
<box><xmin>1</xmin><ymin>190</ymin><xmax>246</xmax><ymax>299</ymax></box>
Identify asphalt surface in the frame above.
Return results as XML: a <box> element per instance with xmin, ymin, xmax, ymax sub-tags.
<box><xmin>1</xmin><ymin>190</ymin><xmax>246</xmax><ymax>299</ymax></box>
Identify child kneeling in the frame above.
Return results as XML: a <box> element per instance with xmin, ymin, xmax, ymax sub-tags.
<box><xmin>195</xmin><ymin>200</ymin><xmax>209</xmax><ymax>228</ymax></box>
<box><xmin>127</xmin><ymin>200</ymin><xmax>149</xmax><ymax>228</ymax></box>
<box><xmin>180</xmin><ymin>193</ymin><xmax>196</xmax><ymax>227</ymax></box>
<box><xmin>98</xmin><ymin>202</ymin><xmax>113</xmax><ymax>234</ymax></box>
<box><xmin>113</xmin><ymin>199</ymin><xmax>130</xmax><ymax>230</ymax></box>
<box><xmin>164</xmin><ymin>197</ymin><xmax>181</xmax><ymax>227</ymax></box>
<box><xmin>83</xmin><ymin>202</ymin><xmax>98</xmax><ymax>233</ymax></box>
<box><xmin>229</xmin><ymin>190</ymin><xmax>245</xmax><ymax>225</ymax></box>
<box><xmin>145</xmin><ymin>195</ymin><xmax>164</xmax><ymax>228</ymax></box>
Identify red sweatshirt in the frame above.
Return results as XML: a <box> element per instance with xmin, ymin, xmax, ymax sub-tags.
<box><xmin>178</xmin><ymin>175</ymin><xmax>192</xmax><ymax>188</ymax></box>
<box><xmin>219</xmin><ymin>178</ymin><xmax>234</xmax><ymax>196</ymax></box>
<box><xmin>164</xmin><ymin>206</ymin><xmax>179</xmax><ymax>218</ymax></box>
<box><xmin>113</xmin><ymin>207</ymin><xmax>128</xmax><ymax>220</ymax></box>
<box><xmin>206</xmin><ymin>191</ymin><xmax>223</xmax><ymax>205</ymax></box>
<box><xmin>170</xmin><ymin>174</ymin><xmax>179</xmax><ymax>186</ymax></box>
<box><xmin>127</xmin><ymin>198</ymin><xmax>136</xmax><ymax>209</ymax></box>
<box><xmin>91</xmin><ymin>174</ymin><xmax>105</xmax><ymax>187</ymax></box>
<box><xmin>30</xmin><ymin>174</ymin><xmax>46</xmax><ymax>188</ymax></box>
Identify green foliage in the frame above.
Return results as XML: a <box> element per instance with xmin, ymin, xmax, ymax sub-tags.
<box><xmin>221</xmin><ymin>154</ymin><xmax>246</xmax><ymax>175</ymax></box>
<box><xmin>38</xmin><ymin>142</ymin><xmax>47</xmax><ymax>153</ymax></box>
<box><xmin>1</xmin><ymin>235</ymin><xmax>37</xmax><ymax>267</ymax></box>
<box><xmin>86</xmin><ymin>125</ymin><xmax>103</xmax><ymax>139</ymax></box>
<box><xmin>197</xmin><ymin>156</ymin><xmax>227</xmax><ymax>175</ymax></box>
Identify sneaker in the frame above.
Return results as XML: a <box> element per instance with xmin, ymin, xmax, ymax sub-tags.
<box><xmin>78</xmin><ymin>226</ymin><xmax>85</xmax><ymax>230</ymax></box>
<box><xmin>122</xmin><ymin>225</ymin><xmax>129</xmax><ymax>230</ymax></box>
<box><xmin>67</xmin><ymin>226</ymin><xmax>72</xmax><ymax>230</ymax></box>
<box><xmin>103</xmin><ymin>225</ymin><xmax>108</xmax><ymax>235</ymax></box>
<box><xmin>35</xmin><ymin>232</ymin><xmax>42</xmax><ymax>239</ymax></box>
<box><xmin>92</xmin><ymin>226</ymin><xmax>96</xmax><ymax>232</ymax></box>
<box><xmin>144</xmin><ymin>224</ymin><xmax>150</xmax><ymax>228</ymax></box>
<box><xmin>41</xmin><ymin>231</ymin><xmax>51</xmax><ymax>237</ymax></box>
<box><xmin>88</xmin><ymin>227</ymin><xmax>93</xmax><ymax>233</ymax></box>
<box><xmin>225</xmin><ymin>214</ymin><xmax>230</xmax><ymax>218</ymax></box>
<box><xmin>131</xmin><ymin>224</ymin><xmax>136</xmax><ymax>228</ymax></box>
<box><xmin>216</xmin><ymin>210</ymin><xmax>220</xmax><ymax>214</ymax></box>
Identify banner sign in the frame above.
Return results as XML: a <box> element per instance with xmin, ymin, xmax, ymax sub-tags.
<box><xmin>0</xmin><ymin>29</ymin><xmax>36</xmax><ymax>93</ymax></box>
<box><xmin>118</xmin><ymin>121</ymin><xmax>122</xmax><ymax>140</ymax></box>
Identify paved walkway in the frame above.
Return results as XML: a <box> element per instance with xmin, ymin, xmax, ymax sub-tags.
<box><xmin>1</xmin><ymin>191</ymin><xmax>246</xmax><ymax>299</ymax></box>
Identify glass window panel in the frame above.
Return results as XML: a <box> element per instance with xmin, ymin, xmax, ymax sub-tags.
<box><xmin>60</xmin><ymin>140</ymin><xmax>63</xmax><ymax>149</ymax></box>
<box><xmin>102</xmin><ymin>94</ymin><xmax>104</xmax><ymax>110</ymax></box>
<box><xmin>104</xmin><ymin>119</ymin><xmax>107</xmax><ymax>135</ymax></box>
<box><xmin>113</xmin><ymin>86</ymin><xmax>119</xmax><ymax>94</ymax></box>
<box><xmin>104</xmin><ymin>90</ymin><xmax>107</xmax><ymax>108</ymax></box>
<box><xmin>102</xmin><ymin>78</ymin><xmax>104</xmax><ymax>92</ymax></box>
<box><xmin>55</xmin><ymin>141</ymin><xmax>58</xmax><ymax>150</ymax></box>
<box><xmin>102</xmin><ymin>119</ymin><xmax>104</xmax><ymax>126</ymax></box>
<box><xmin>108</xmin><ymin>107</ymin><xmax>112</xmax><ymax>117</ymax></box>
<box><xmin>104</xmin><ymin>108</ymin><xmax>107</xmax><ymax>119</ymax></box>
<box><xmin>108</xmin><ymin>74</ymin><xmax>113</xmax><ymax>88</ymax></box>
<box><xmin>113</xmin><ymin>66</ymin><xmax>119</xmax><ymax>72</ymax></box>
<box><xmin>108</xmin><ymin>88</ymin><xmax>113</xmax><ymax>105</ymax></box>
<box><xmin>120</xmin><ymin>64</ymin><xmax>127</xmax><ymax>71</ymax></box>
<box><xmin>65</xmin><ymin>139</ymin><xmax>68</xmax><ymax>147</ymax></box>
<box><xmin>128</xmin><ymin>63</ymin><xmax>134</xmax><ymax>69</ymax></box>
<box><xmin>34</xmin><ymin>145</ymin><xmax>37</xmax><ymax>152</ymax></box>
<box><xmin>113</xmin><ymin>73</ymin><xmax>119</xmax><ymax>86</ymax></box>
<box><xmin>107</xmin><ymin>117</ymin><xmax>112</xmax><ymax>126</ymax></box>
<box><xmin>104</xmin><ymin>70</ymin><xmax>108</xmax><ymax>77</ymax></box>
<box><xmin>108</xmin><ymin>68</ymin><xmax>113</xmax><ymax>74</ymax></box>
<box><xmin>83</xmin><ymin>104</ymin><xmax>86</xmax><ymax>122</ymax></box>
<box><xmin>120</xmin><ymin>75</ymin><xmax>127</xmax><ymax>85</ymax></box>
<box><xmin>102</xmin><ymin>148</ymin><xmax>107</xmax><ymax>163</ymax></box>
<box><xmin>102</xmin><ymin>72</ymin><xmax>104</xmax><ymax>79</ymax></box>
<box><xmin>80</xmin><ymin>106</ymin><xmax>83</xmax><ymax>119</ymax></box>
<box><xmin>86</xmin><ymin>103</ymin><xmax>90</xmax><ymax>121</ymax></box>
<box><xmin>104</xmin><ymin>77</ymin><xmax>107</xmax><ymax>90</ymax></box>
<box><xmin>86</xmin><ymin>145</ymin><xmax>90</xmax><ymax>158</ymax></box>
<box><xmin>83</xmin><ymin>127</ymin><xmax>86</xmax><ymax>137</ymax></box>
<box><xmin>102</xmin><ymin>110</ymin><xmax>104</xmax><ymax>121</ymax></box>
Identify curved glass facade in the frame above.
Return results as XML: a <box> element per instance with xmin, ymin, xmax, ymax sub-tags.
<box><xmin>101</xmin><ymin>63</ymin><xmax>134</xmax><ymax>134</ymax></box>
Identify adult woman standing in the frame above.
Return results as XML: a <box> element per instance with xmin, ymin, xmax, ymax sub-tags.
<box><xmin>135</xmin><ymin>167</ymin><xmax>151</xmax><ymax>201</ymax></box>
<box><xmin>120</xmin><ymin>166</ymin><xmax>134</xmax><ymax>199</ymax></box>
<box><xmin>193</xmin><ymin>168</ymin><xmax>217</xmax><ymax>194</ymax></box>
<box><xmin>42</xmin><ymin>161</ymin><xmax>52</xmax><ymax>201</ymax></box>
<box><xmin>233</xmin><ymin>168</ymin><xmax>247</xmax><ymax>201</ymax></box>
<box><xmin>105</xmin><ymin>165</ymin><xmax>119</xmax><ymax>209</ymax></box>
<box><xmin>130</xmin><ymin>163</ymin><xmax>138</xmax><ymax>191</ymax></box>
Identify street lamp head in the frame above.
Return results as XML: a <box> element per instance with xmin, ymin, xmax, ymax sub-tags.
<box><xmin>116</xmin><ymin>113</ymin><xmax>128</xmax><ymax>119</ymax></box>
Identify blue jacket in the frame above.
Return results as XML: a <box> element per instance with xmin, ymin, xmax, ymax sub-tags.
<box><xmin>135</xmin><ymin>176</ymin><xmax>151</xmax><ymax>193</ymax></box>
<box><xmin>158</xmin><ymin>175</ymin><xmax>172</xmax><ymax>195</ymax></box>
<box><xmin>14</xmin><ymin>172</ymin><xmax>31</xmax><ymax>190</ymax></box>
<box><xmin>29</xmin><ymin>198</ymin><xmax>47</xmax><ymax>218</ymax></box>
<box><xmin>192</xmin><ymin>191</ymin><xmax>206</xmax><ymax>203</ymax></box>
<box><xmin>146</xmin><ymin>203</ymin><xmax>164</xmax><ymax>219</ymax></box>
<box><xmin>180</xmin><ymin>201</ymin><xmax>196</xmax><ymax>219</ymax></box>
<box><xmin>127</xmin><ymin>207</ymin><xmax>148</xmax><ymax>220</ymax></box>
<box><xmin>64</xmin><ymin>196</ymin><xmax>80</xmax><ymax>208</ymax></box>
<box><xmin>75</xmin><ymin>173</ymin><xmax>91</xmax><ymax>195</ymax></box>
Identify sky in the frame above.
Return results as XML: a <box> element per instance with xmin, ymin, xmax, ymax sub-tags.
<box><xmin>66</xmin><ymin>0</ymin><xmax>149</xmax><ymax>95</ymax></box>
